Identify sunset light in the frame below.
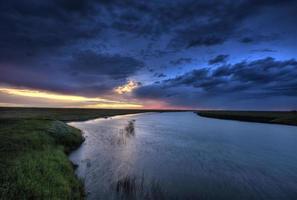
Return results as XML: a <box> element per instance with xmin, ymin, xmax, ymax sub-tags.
<box><xmin>0</xmin><ymin>87</ymin><xmax>142</xmax><ymax>108</ymax></box>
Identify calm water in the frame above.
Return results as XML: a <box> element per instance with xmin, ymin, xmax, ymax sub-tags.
<box><xmin>69</xmin><ymin>112</ymin><xmax>297</xmax><ymax>200</ymax></box>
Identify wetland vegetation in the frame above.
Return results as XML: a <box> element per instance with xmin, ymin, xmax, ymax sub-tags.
<box><xmin>197</xmin><ymin>110</ymin><xmax>297</xmax><ymax>126</ymax></box>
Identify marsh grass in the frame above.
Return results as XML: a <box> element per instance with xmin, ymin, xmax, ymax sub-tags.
<box><xmin>125</xmin><ymin>120</ymin><xmax>135</xmax><ymax>137</ymax></box>
<box><xmin>114</xmin><ymin>175</ymin><xmax>166</xmax><ymax>200</ymax></box>
<box><xmin>117</xmin><ymin>120</ymin><xmax>136</xmax><ymax>145</ymax></box>
<box><xmin>197</xmin><ymin>111</ymin><xmax>297</xmax><ymax>126</ymax></box>
<box><xmin>0</xmin><ymin>119</ymin><xmax>84</xmax><ymax>199</ymax></box>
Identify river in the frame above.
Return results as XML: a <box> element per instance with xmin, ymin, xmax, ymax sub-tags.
<box><xmin>69</xmin><ymin>112</ymin><xmax>297</xmax><ymax>200</ymax></box>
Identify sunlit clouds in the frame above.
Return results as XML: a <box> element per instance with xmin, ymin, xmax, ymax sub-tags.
<box><xmin>114</xmin><ymin>80</ymin><xmax>140</xmax><ymax>94</ymax></box>
<box><xmin>0</xmin><ymin>87</ymin><xmax>142</xmax><ymax>109</ymax></box>
<box><xmin>0</xmin><ymin>87</ymin><xmax>116</xmax><ymax>103</ymax></box>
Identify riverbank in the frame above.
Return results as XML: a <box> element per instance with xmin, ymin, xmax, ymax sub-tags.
<box><xmin>196</xmin><ymin>111</ymin><xmax>297</xmax><ymax>126</ymax></box>
<box><xmin>0</xmin><ymin>119</ymin><xmax>85</xmax><ymax>199</ymax></box>
<box><xmin>0</xmin><ymin>107</ymin><xmax>177</xmax><ymax>199</ymax></box>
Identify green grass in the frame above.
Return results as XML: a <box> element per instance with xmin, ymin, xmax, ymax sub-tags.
<box><xmin>0</xmin><ymin>119</ymin><xmax>84</xmax><ymax>199</ymax></box>
<box><xmin>197</xmin><ymin>110</ymin><xmax>297</xmax><ymax>126</ymax></box>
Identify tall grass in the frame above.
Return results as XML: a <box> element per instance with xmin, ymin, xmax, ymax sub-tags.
<box><xmin>0</xmin><ymin>119</ymin><xmax>84</xmax><ymax>199</ymax></box>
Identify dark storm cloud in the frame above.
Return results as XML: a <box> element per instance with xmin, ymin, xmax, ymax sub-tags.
<box><xmin>170</xmin><ymin>58</ymin><xmax>193</xmax><ymax>66</ymax></box>
<box><xmin>171</xmin><ymin>57</ymin><xmax>297</xmax><ymax>95</ymax></box>
<box><xmin>69</xmin><ymin>50</ymin><xmax>145</xmax><ymax>79</ymax></box>
<box><xmin>208</xmin><ymin>55</ymin><xmax>229</xmax><ymax>65</ymax></box>
<box><xmin>0</xmin><ymin>0</ymin><xmax>296</xmax><ymax>60</ymax></box>
<box><xmin>167</xmin><ymin>0</ymin><xmax>296</xmax><ymax>49</ymax></box>
<box><xmin>140</xmin><ymin>49</ymin><xmax>177</xmax><ymax>59</ymax></box>
<box><xmin>153</xmin><ymin>73</ymin><xmax>167</xmax><ymax>78</ymax></box>
<box><xmin>1</xmin><ymin>0</ymin><xmax>296</xmax><ymax>58</ymax></box>
<box><xmin>0</xmin><ymin>0</ymin><xmax>101</xmax><ymax>61</ymax></box>
<box><xmin>251</xmin><ymin>49</ymin><xmax>277</xmax><ymax>53</ymax></box>
<box><xmin>239</xmin><ymin>34</ymin><xmax>279</xmax><ymax>44</ymax></box>
<box><xmin>240</xmin><ymin>37</ymin><xmax>254</xmax><ymax>43</ymax></box>
<box><xmin>135</xmin><ymin>57</ymin><xmax>297</xmax><ymax>108</ymax></box>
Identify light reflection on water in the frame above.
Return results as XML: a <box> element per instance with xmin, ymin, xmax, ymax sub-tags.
<box><xmin>69</xmin><ymin>112</ymin><xmax>297</xmax><ymax>200</ymax></box>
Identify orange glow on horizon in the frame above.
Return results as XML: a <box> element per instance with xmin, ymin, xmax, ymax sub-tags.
<box><xmin>83</xmin><ymin>103</ymin><xmax>142</xmax><ymax>109</ymax></box>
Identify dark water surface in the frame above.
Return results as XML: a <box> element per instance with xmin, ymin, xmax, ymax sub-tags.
<box><xmin>69</xmin><ymin>112</ymin><xmax>297</xmax><ymax>200</ymax></box>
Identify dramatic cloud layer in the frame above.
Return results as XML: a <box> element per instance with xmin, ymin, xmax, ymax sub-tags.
<box><xmin>0</xmin><ymin>0</ymin><xmax>297</xmax><ymax>109</ymax></box>
<box><xmin>135</xmin><ymin>57</ymin><xmax>297</xmax><ymax>109</ymax></box>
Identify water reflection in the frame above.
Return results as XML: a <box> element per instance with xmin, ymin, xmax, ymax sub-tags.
<box><xmin>69</xmin><ymin>112</ymin><xmax>297</xmax><ymax>200</ymax></box>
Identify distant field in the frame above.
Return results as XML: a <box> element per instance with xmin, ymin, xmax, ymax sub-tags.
<box><xmin>0</xmin><ymin>107</ymin><xmax>177</xmax><ymax>199</ymax></box>
<box><xmin>0</xmin><ymin>107</ymin><xmax>177</xmax><ymax>122</ymax></box>
<box><xmin>197</xmin><ymin>110</ymin><xmax>297</xmax><ymax>126</ymax></box>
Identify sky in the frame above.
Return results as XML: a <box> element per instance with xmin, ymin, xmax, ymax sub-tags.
<box><xmin>0</xmin><ymin>0</ymin><xmax>297</xmax><ymax>110</ymax></box>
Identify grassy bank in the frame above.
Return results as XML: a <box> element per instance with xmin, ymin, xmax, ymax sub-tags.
<box><xmin>0</xmin><ymin>107</ymin><xmax>174</xmax><ymax>199</ymax></box>
<box><xmin>0</xmin><ymin>119</ymin><xmax>85</xmax><ymax>199</ymax></box>
<box><xmin>197</xmin><ymin>111</ymin><xmax>297</xmax><ymax>126</ymax></box>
